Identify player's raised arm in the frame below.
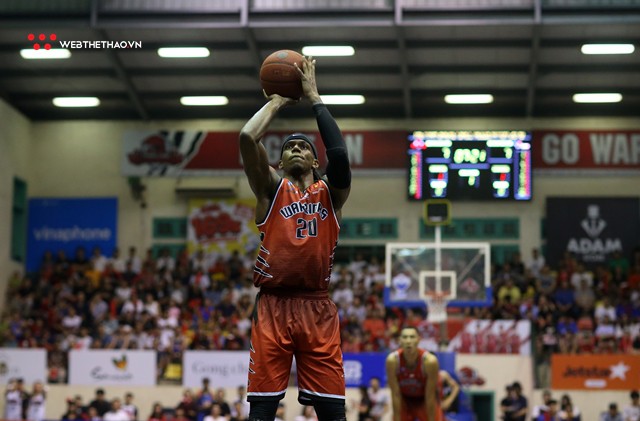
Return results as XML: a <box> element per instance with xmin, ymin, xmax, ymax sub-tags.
<box><xmin>296</xmin><ymin>56</ymin><xmax>351</xmax><ymax>212</ymax></box>
<box><xmin>424</xmin><ymin>352</ymin><xmax>440</xmax><ymax>421</ymax></box>
<box><xmin>239</xmin><ymin>95</ymin><xmax>295</xmax><ymax>217</ymax></box>
<box><xmin>440</xmin><ymin>370</ymin><xmax>460</xmax><ymax>412</ymax></box>
<box><xmin>385</xmin><ymin>353</ymin><xmax>401</xmax><ymax>421</ymax></box>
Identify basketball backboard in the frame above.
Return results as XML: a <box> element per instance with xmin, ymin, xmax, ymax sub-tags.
<box><xmin>384</xmin><ymin>242</ymin><xmax>491</xmax><ymax>309</ymax></box>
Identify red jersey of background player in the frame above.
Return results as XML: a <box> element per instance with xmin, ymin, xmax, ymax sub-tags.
<box><xmin>396</xmin><ymin>348</ymin><xmax>429</xmax><ymax>398</ymax></box>
<box><xmin>253</xmin><ymin>177</ymin><xmax>339</xmax><ymax>291</ymax></box>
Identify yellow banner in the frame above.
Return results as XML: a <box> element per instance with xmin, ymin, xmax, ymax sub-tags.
<box><xmin>187</xmin><ymin>198</ymin><xmax>259</xmax><ymax>257</ymax></box>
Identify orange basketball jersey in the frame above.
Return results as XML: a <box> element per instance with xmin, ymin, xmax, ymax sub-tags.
<box><xmin>253</xmin><ymin>178</ymin><xmax>340</xmax><ymax>291</ymax></box>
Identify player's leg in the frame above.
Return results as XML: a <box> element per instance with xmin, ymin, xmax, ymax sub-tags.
<box><xmin>293</xmin><ymin>296</ymin><xmax>346</xmax><ymax>421</ymax></box>
<box><xmin>247</xmin><ymin>293</ymin><xmax>294</xmax><ymax>420</ymax></box>
<box><xmin>248</xmin><ymin>400</ymin><xmax>280</xmax><ymax>421</ymax></box>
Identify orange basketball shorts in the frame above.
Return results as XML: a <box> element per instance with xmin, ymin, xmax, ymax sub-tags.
<box><xmin>246</xmin><ymin>289</ymin><xmax>345</xmax><ymax>404</ymax></box>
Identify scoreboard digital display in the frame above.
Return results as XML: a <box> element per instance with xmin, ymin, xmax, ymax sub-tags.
<box><xmin>408</xmin><ymin>130</ymin><xmax>532</xmax><ymax>201</ymax></box>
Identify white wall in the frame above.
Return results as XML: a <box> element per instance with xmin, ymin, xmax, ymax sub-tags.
<box><xmin>0</xmin><ymin>99</ymin><xmax>32</xmax><ymax>309</ymax></box>
<box><xmin>28</xmin><ymin>116</ymin><xmax>640</xmax><ymax>257</ymax></box>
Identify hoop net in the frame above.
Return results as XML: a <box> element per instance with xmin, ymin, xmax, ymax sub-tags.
<box><xmin>426</xmin><ymin>292</ymin><xmax>449</xmax><ymax>323</ymax></box>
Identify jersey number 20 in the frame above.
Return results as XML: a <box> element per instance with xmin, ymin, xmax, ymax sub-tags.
<box><xmin>296</xmin><ymin>218</ymin><xmax>318</xmax><ymax>239</ymax></box>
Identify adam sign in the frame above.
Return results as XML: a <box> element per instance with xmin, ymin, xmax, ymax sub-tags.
<box><xmin>533</xmin><ymin>130</ymin><xmax>640</xmax><ymax>173</ymax></box>
<box><xmin>546</xmin><ymin>198</ymin><xmax>640</xmax><ymax>267</ymax></box>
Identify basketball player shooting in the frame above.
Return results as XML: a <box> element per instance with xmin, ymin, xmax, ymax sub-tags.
<box><xmin>238</xmin><ymin>55</ymin><xmax>351</xmax><ymax>421</ymax></box>
<box><xmin>386</xmin><ymin>327</ymin><xmax>440</xmax><ymax>421</ymax></box>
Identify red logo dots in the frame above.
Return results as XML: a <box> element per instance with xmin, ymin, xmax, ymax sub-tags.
<box><xmin>29</xmin><ymin>33</ymin><xmax>57</xmax><ymax>50</ymax></box>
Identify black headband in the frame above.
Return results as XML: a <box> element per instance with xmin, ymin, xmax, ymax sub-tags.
<box><xmin>280</xmin><ymin>133</ymin><xmax>318</xmax><ymax>159</ymax></box>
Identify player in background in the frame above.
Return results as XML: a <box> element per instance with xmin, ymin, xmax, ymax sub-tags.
<box><xmin>239</xmin><ymin>55</ymin><xmax>351</xmax><ymax>421</ymax></box>
<box><xmin>438</xmin><ymin>370</ymin><xmax>460</xmax><ymax>415</ymax></box>
<box><xmin>386</xmin><ymin>327</ymin><xmax>440</xmax><ymax>421</ymax></box>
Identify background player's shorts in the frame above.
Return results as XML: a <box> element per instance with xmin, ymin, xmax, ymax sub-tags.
<box><xmin>246</xmin><ymin>289</ymin><xmax>345</xmax><ymax>404</ymax></box>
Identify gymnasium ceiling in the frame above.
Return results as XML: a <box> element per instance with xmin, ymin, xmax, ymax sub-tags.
<box><xmin>0</xmin><ymin>0</ymin><xmax>639</xmax><ymax>121</ymax></box>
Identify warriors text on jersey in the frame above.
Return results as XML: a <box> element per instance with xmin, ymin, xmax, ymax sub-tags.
<box><xmin>254</xmin><ymin>178</ymin><xmax>339</xmax><ymax>291</ymax></box>
<box><xmin>396</xmin><ymin>348</ymin><xmax>428</xmax><ymax>398</ymax></box>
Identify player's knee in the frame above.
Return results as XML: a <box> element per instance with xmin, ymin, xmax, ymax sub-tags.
<box><xmin>312</xmin><ymin>400</ymin><xmax>346</xmax><ymax>421</ymax></box>
<box><xmin>248</xmin><ymin>400</ymin><xmax>280</xmax><ymax>421</ymax></box>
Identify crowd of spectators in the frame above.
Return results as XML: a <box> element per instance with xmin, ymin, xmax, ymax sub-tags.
<box><xmin>502</xmin><ymin>385</ymin><xmax>640</xmax><ymax>421</ymax></box>
<box><xmin>1</xmin><ymin>244</ymin><xmax>640</xmax><ymax>386</ymax></box>
<box><xmin>490</xmin><ymin>249</ymin><xmax>640</xmax><ymax>357</ymax></box>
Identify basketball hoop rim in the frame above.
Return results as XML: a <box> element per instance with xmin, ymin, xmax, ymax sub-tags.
<box><xmin>425</xmin><ymin>291</ymin><xmax>451</xmax><ymax>300</ymax></box>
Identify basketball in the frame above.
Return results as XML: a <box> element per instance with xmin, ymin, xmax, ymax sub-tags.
<box><xmin>260</xmin><ymin>49</ymin><xmax>304</xmax><ymax>99</ymax></box>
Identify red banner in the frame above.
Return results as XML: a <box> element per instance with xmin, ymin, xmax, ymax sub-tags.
<box><xmin>533</xmin><ymin>130</ymin><xmax>640</xmax><ymax>172</ymax></box>
<box><xmin>122</xmin><ymin>130</ymin><xmax>408</xmax><ymax>176</ymax></box>
<box><xmin>123</xmin><ymin>129</ymin><xmax>640</xmax><ymax>176</ymax></box>
<box><xmin>552</xmin><ymin>354</ymin><xmax>640</xmax><ymax>390</ymax></box>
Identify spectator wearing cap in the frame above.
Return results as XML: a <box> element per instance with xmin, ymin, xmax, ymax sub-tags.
<box><xmin>623</xmin><ymin>391</ymin><xmax>640</xmax><ymax>421</ymax></box>
<box><xmin>90</xmin><ymin>389</ymin><xmax>112</xmax><ymax>417</ymax></box>
<box><xmin>601</xmin><ymin>403</ymin><xmax>624</xmax><ymax>421</ymax></box>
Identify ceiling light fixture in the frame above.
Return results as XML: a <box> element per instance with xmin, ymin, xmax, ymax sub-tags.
<box><xmin>52</xmin><ymin>97</ymin><xmax>100</xmax><ymax>107</ymax></box>
<box><xmin>320</xmin><ymin>95</ymin><xmax>365</xmax><ymax>105</ymax></box>
<box><xmin>572</xmin><ymin>93</ymin><xmax>622</xmax><ymax>103</ymax></box>
<box><xmin>157</xmin><ymin>47</ymin><xmax>210</xmax><ymax>58</ymax></box>
<box><xmin>581</xmin><ymin>44</ymin><xmax>635</xmax><ymax>55</ymax></box>
<box><xmin>20</xmin><ymin>48</ymin><xmax>71</xmax><ymax>59</ymax></box>
<box><xmin>301</xmin><ymin>46</ymin><xmax>355</xmax><ymax>57</ymax></box>
<box><xmin>444</xmin><ymin>94</ymin><xmax>494</xmax><ymax>104</ymax></box>
<box><xmin>180</xmin><ymin>96</ymin><xmax>229</xmax><ymax>106</ymax></box>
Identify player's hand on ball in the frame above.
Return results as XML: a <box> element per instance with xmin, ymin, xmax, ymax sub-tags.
<box><xmin>263</xmin><ymin>89</ymin><xmax>298</xmax><ymax>107</ymax></box>
<box><xmin>295</xmin><ymin>56</ymin><xmax>322</xmax><ymax>103</ymax></box>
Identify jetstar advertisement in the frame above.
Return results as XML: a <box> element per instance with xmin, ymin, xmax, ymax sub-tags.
<box><xmin>545</xmin><ymin>198</ymin><xmax>639</xmax><ymax>267</ymax></box>
<box><xmin>552</xmin><ymin>355</ymin><xmax>640</xmax><ymax>390</ymax></box>
<box><xmin>533</xmin><ymin>130</ymin><xmax>640</xmax><ymax>173</ymax></box>
<box><xmin>121</xmin><ymin>130</ymin><xmax>408</xmax><ymax>176</ymax></box>
<box><xmin>187</xmin><ymin>199</ymin><xmax>260</xmax><ymax>258</ymax></box>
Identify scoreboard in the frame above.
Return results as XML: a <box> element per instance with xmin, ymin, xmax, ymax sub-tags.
<box><xmin>408</xmin><ymin>130</ymin><xmax>532</xmax><ymax>201</ymax></box>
